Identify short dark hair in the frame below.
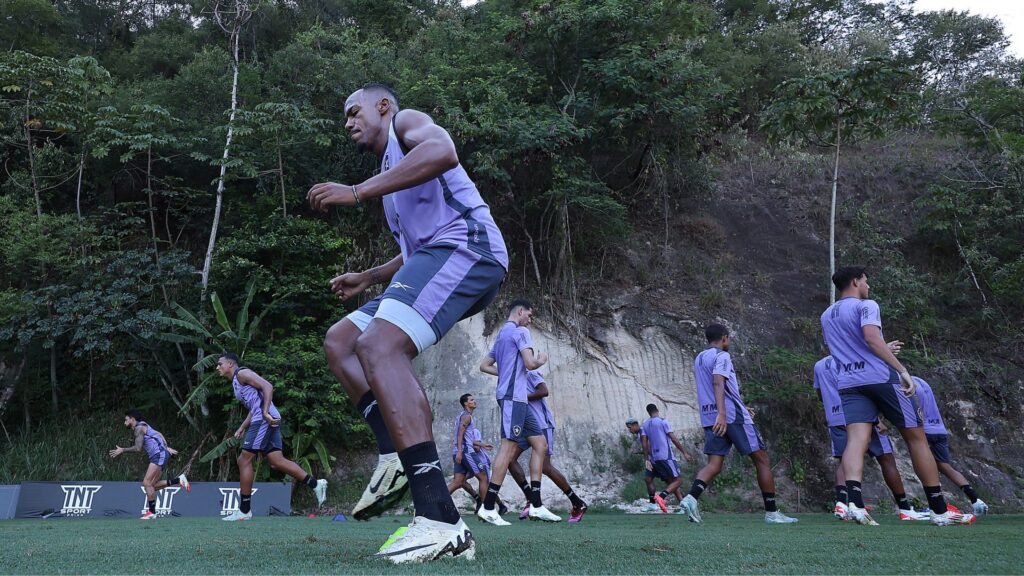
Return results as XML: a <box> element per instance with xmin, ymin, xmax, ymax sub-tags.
<box><xmin>832</xmin><ymin>266</ymin><xmax>867</xmax><ymax>292</ymax></box>
<box><xmin>646</xmin><ymin>403</ymin><xmax>658</xmax><ymax>415</ymax></box>
<box><xmin>509</xmin><ymin>298</ymin><xmax>533</xmax><ymax>313</ymax></box>
<box><xmin>219</xmin><ymin>352</ymin><xmax>240</xmax><ymax>365</ymax></box>
<box><xmin>125</xmin><ymin>409</ymin><xmax>143</xmax><ymax>421</ymax></box>
<box><xmin>705</xmin><ymin>323</ymin><xmax>729</xmax><ymax>343</ymax></box>
<box><xmin>459</xmin><ymin>393</ymin><xmax>472</xmax><ymax>407</ymax></box>
<box><xmin>361</xmin><ymin>82</ymin><xmax>399</xmax><ymax>109</ymax></box>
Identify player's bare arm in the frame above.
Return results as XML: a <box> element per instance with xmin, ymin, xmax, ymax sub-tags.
<box><xmin>521</xmin><ymin>348</ymin><xmax>547</xmax><ymax>371</ymax></box>
<box><xmin>668</xmin><ymin>431</ymin><xmax>694</xmax><ymax>461</ymax></box>
<box><xmin>455</xmin><ymin>413</ymin><xmax>471</xmax><ymax>464</ymax></box>
<box><xmin>863</xmin><ymin>325</ymin><xmax>914</xmax><ymax>395</ymax></box>
<box><xmin>110</xmin><ymin>425</ymin><xmax>145</xmax><ymax>458</ymax></box>
<box><xmin>329</xmin><ymin>255</ymin><xmax>403</xmax><ymax>301</ymax></box>
<box><xmin>238</xmin><ymin>369</ymin><xmax>279</xmax><ymax>425</ymax></box>
<box><xmin>528</xmin><ymin>382</ymin><xmax>549</xmax><ymax>401</ymax></box>
<box><xmin>479</xmin><ymin>356</ymin><xmax>499</xmax><ymax>376</ymax></box>
<box><xmin>712</xmin><ymin>374</ymin><xmax>728</xmax><ymax>436</ymax></box>
<box><xmin>235</xmin><ymin>412</ymin><xmax>253</xmax><ymax>439</ymax></box>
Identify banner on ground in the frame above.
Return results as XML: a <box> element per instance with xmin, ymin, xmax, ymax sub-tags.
<box><xmin>13</xmin><ymin>481</ymin><xmax>291</xmax><ymax>518</ymax></box>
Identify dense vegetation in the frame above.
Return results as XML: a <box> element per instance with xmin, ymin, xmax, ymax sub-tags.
<box><xmin>1</xmin><ymin>0</ymin><xmax>1021</xmax><ymax>493</ymax></box>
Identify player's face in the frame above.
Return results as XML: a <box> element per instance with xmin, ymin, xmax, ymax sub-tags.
<box><xmin>344</xmin><ymin>90</ymin><xmax>388</xmax><ymax>153</ymax></box>
<box><xmin>519</xmin><ymin>307</ymin><xmax>534</xmax><ymax>327</ymax></box>
<box><xmin>465</xmin><ymin>396</ymin><xmax>476</xmax><ymax>410</ymax></box>
<box><xmin>856</xmin><ymin>275</ymin><xmax>870</xmax><ymax>298</ymax></box>
<box><xmin>123</xmin><ymin>416</ymin><xmax>133</xmax><ymax>429</ymax></box>
<box><xmin>216</xmin><ymin>358</ymin><xmax>232</xmax><ymax>378</ymax></box>
<box><xmin>626</xmin><ymin>423</ymin><xmax>639</xmax><ymax>434</ymax></box>
<box><xmin>721</xmin><ymin>335</ymin><xmax>730</xmax><ymax>351</ymax></box>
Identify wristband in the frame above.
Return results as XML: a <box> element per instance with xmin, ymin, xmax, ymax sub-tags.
<box><xmin>351</xmin><ymin>184</ymin><xmax>360</xmax><ymax>203</ymax></box>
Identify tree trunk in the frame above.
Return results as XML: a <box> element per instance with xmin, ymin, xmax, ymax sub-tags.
<box><xmin>829</xmin><ymin>120</ymin><xmax>841</xmax><ymax>304</ymax></box>
<box><xmin>277</xmin><ymin>145</ymin><xmax>287</xmax><ymax>217</ymax></box>
<box><xmin>75</xmin><ymin>148</ymin><xmax>86</xmax><ymax>220</ymax></box>
<box><xmin>0</xmin><ymin>352</ymin><xmax>27</xmax><ymax>420</ymax></box>
<box><xmin>24</xmin><ymin>85</ymin><xmax>42</xmax><ymax>217</ymax></box>
<box><xmin>49</xmin><ymin>344</ymin><xmax>58</xmax><ymax>413</ymax></box>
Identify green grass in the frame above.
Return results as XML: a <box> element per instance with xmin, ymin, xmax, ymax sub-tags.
<box><xmin>1</xmin><ymin>512</ymin><xmax>1020</xmax><ymax>574</ymax></box>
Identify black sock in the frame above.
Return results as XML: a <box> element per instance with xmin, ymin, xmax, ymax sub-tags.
<box><xmin>659</xmin><ymin>491</ymin><xmax>669</xmax><ymax>500</ymax></box>
<box><xmin>168</xmin><ymin>477</ymin><xmax>180</xmax><ymax>486</ymax></box>
<box><xmin>924</xmin><ymin>485</ymin><xmax>947</xmax><ymax>515</ymax></box>
<box><xmin>960</xmin><ymin>484</ymin><xmax>979</xmax><ymax>504</ymax></box>
<box><xmin>397</xmin><ymin>441</ymin><xmax>460</xmax><ymax>524</ymax></box>
<box><xmin>484</xmin><ymin>482</ymin><xmax>501</xmax><ymax>511</ymax></box>
<box><xmin>302</xmin><ymin>474</ymin><xmax>317</xmax><ymax>489</ymax></box>
<box><xmin>529</xmin><ymin>481</ymin><xmax>543</xmax><ymax>507</ymax></box>
<box><xmin>356</xmin><ymin>392</ymin><xmax>396</xmax><ymax>454</ymax></box>
<box><xmin>846</xmin><ymin>480</ymin><xmax>864</xmax><ymax>508</ymax></box>
<box><xmin>688</xmin><ymin>479</ymin><xmax>706</xmax><ymax>500</ymax></box>
<box><xmin>762</xmin><ymin>492</ymin><xmax>778</xmax><ymax>512</ymax></box>
<box><xmin>148</xmin><ymin>500</ymin><xmax>156</xmax><ymax>514</ymax></box>
<box><xmin>518</xmin><ymin>480</ymin><xmax>532</xmax><ymax>499</ymax></box>
<box><xmin>835</xmin><ymin>485</ymin><xmax>848</xmax><ymax>504</ymax></box>
<box><xmin>894</xmin><ymin>493</ymin><xmax>911</xmax><ymax>511</ymax></box>
<box><xmin>564</xmin><ymin>488</ymin><xmax>586</xmax><ymax>509</ymax></box>
<box><xmin>239</xmin><ymin>494</ymin><xmax>252</xmax><ymax>514</ymax></box>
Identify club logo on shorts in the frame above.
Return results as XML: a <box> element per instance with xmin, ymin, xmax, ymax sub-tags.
<box><xmin>140</xmin><ymin>486</ymin><xmax>180</xmax><ymax>517</ymax></box>
<box><xmin>389</xmin><ymin>282</ymin><xmax>414</xmax><ymax>291</ymax></box>
<box><xmin>60</xmin><ymin>484</ymin><xmax>102</xmax><ymax>516</ymax></box>
<box><xmin>512</xmin><ymin>425</ymin><xmax>522</xmax><ymax>437</ymax></box>
<box><xmin>219</xmin><ymin>487</ymin><xmax>258</xmax><ymax>516</ymax></box>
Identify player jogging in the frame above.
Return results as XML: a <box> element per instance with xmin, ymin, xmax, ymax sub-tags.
<box><xmin>109</xmin><ymin>410</ymin><xmax>189</xmax><ymax>520</ymax></box>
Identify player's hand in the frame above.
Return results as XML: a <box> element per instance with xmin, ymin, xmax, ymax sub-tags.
<box><xmin>263</xmin><ymin>411</ymin><xmax>280</xmax><ymax>426</ymax></box>
<box><xmin>887</xmin><ymin>340</ymin><xmax>904</xmax><ymax>355</ymax></box>
<box><xmin>234</xmin><ymin>427</ymin><xmax>245</xmax><ymax>440</ymax></box>
<box><xmin>108</xmin><ymin>446</ymin><xmax>122</xmax><ymax>458</ymax></box>
<box><xmin>537</xmin><ymin>351</ymin><xmax>549</xmax><ymax>366</ymax></box>
<box><xmin>455</xmin><ymin>452</ymin><xmax>463</xmax><ymax>464</ymax></box>
<box><xmin>166</xmin><ymin>447</ymin><xmax>178</xmax><ymax>456</ymax></box>
<box><xmin>329</xmin><ymin>272</ymin><xmax>372</xmax><ymax>301</ymax></box>
<box><xmin>713</xmin><ymin>414</ymin><xmax>728</xmax><ymax>437</ymax></box>
<box><xmin>898</xmin><ymin>371</ymin><xmax>916</xmax><ymax>396</ymax></box>
<box><xmin>307</xmin><ymin>182</ymin><xmax>357</xmax><ymax>211</ymax></box>
<box><xmin>875</xmin><ymin>421</ymin><xmax>889</xmax><ymax>436</ymax></box>
<box><xmin>644</xmin><ymin>459</ymin><xmax>653</xmax><ymax>472</ymax></box>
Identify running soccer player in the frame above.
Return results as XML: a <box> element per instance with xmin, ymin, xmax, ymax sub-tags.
<box><xmin>109</xmin><ymin>410</ymin><xmax>189</xmax><ymax>520</ymax></box>
<box><xmin>680</xmin><ymin>324</ymin><xmax>798</xmax><ymax>524</ymax></box>
<box><xmin>216</xmin><ymin>353</ymin><xmax>328</xmax><ymax>521</ymax></box>
<box><xmin>505</xmin><ymin>370</ymin><xmax>590</xmax><ymax>522</ymax></box>
<box><xmin>476</xmin><ymin>299</ymin><xmax>560</xmax><ymax>525</ymax></box>
<box><xmin>914</xmin><ymin>376</ymin><xmax>989</xmax><ymax>515</ymax></box>
<box><xmin>311</xmin><ymin>83</ymin><xmax>506</xmax><ymax>561</ymax></box>
<box><xmin>820</xmin><ymin>267</ymin><xmax>974</xmax><ymax>526</ymax></box>
<box><xmin>640</xmin><ymin>404</ymin><xmax>693</xmax><ymax>514</ymax></box>
<box><xmin>446</xmin><ymin>393</ymin><xmax>505</xmax><ymax>513</ymax></box>
<box><xmin>814</xmin><ymin>355</ymin><xmax>929</xmax><ymax>521</ymax></box>
<box><xmin>625</xmin><ymin>418</ymin><xmax>660</xmax><ymax>512</ymax></box>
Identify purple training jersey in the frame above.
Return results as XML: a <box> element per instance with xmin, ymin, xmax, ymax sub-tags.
<box><xmin>135</xmin><ymin>421</ymin><xmax>167</xmax><ymax>460</ymax></box>
<box><xmin>641</xmin><ymin>417</ymin><xmax>675</xmax><ymax>462</ymax></box>
<box><xmin>381</xmin><ymin>115</ymin><xmax>508</xmax><ymax>269</ymax></box>
<box><xmin>694</xmin><ymin>347</ymin><xmax>752</xmax><ymax>426</ymax></box>
<box><xmin>820</xmin><ymin>297</ymin><xmax>891</xmax><ymax>390</ymax></box>
<box><xmin>232</xmin><ymin>367</ymin><xmax>281</xmax><ymax>423</ymax></box>
<box><xmin>913</xmin><ymin>378</ymin><xmax>948</xmax><ymax>435</ymax></box>
<box><xmin>491</xmin><ymin>321</ymin><xmax>533</xmax><ymax>402</ymax></box>
<box><xmin>813</xmin><ymin>356</ymin><xmax>846</xmax><ymax>427</ymax></box>
<box><xmin>451</xmin><ymin>410</ymin><xmax>478</xmax><ymax>455</ymax></box>
<box><xmin>525</xmin><ymin>371</ymin><xmax>556</xmax><ymax>430</ymax></box>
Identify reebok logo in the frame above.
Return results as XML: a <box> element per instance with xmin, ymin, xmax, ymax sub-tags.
<box><xmin>140</xmin><ymin>486</ymin><xmax>180</xmax><ymax>517</ymax></box>
<box><xmin>389</xmin><ymin>282</ymin><xmax>414</xmax><ymax>291</ymax></box>
<box><xmin>60</xmin><ymin>485</ymin><xmax>102</xmax><ymax>516</ymax></box>
<box><xmin>413</xmin><ymin>460</ymin><xmax>441</xmax><ymax>475</ymax></box>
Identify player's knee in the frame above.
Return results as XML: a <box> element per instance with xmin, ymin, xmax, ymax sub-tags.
<box><xmin>324</xmin><ymin>322</ymin><xmax>356</xmax><ymax>362</ymax></box>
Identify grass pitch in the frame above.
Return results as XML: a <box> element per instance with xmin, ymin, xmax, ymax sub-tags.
<box><xmin>1</xmin><ymin>512</ymin><xmax>1020</xmax><ymax>574</ymax></box>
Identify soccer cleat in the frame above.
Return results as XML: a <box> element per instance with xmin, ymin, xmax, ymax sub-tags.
<box><xmin>898</xmin><ymin>508</ymin><xmax>930</xmax><ymax>521</ymax></box>
<box><xmin>314</xmin><ymin>478</ymin><xmax>328</xmax><ymax>507</ymax></box>
<box><xmin>848</xmin><ymin>504</ymin><xmax>879</xmax><ymax>526</ymax></box>
<box><xmin>680</xmin><ymin>494</ymin><xmax>702</xmax><ymax>523</ymax></box>
<box><xmin>222</xmin><ymin>510</ymin><xmax>252</xmax><ymax>522</ymax></box>
<box><xmin>569</xmin><ymin>505</ymin><xmax>588</xmax><ymax>523</ymax></box>
<box><xmin>653</xmin><ymin>493</ymin><xmax>668</xmax><ymax>514</ymax></box>
<box><xmin>642</xmin><ymin>502</ymin><xmax>661</xmax><ymax>513</ymax></box>
<box><xmin>372</xmin><ymin>517</ymin><xmax>475</xmax><ymax>564</ymax></box>
<box><xmin>498</xmin><ymin>502</ymin><xmax>509</xmax><ymax>516</ymax></box>
<box><xmin>765</xmin><ymin>511</ymin><xmax>799</xmax><ymax>524</ymax></box>
<box><xmin>140</xmin><ymin>510</ymin><xmax>157</xmax><ymax>520</ymax></box>
<box><xmin>972</xmin><ymin>499</ymin><xmax>989</xmax><ymax>516</ymax></box>
<box><xmin>178</xmin><ymin>473</ymin><xmax>191</xmax><ymax>492</ymax></box>
<box><xmin>518</xmin><ymin>504</ymin><xmax>530</xmax><ymax>520</ymax></box>
<box><xmin>834</xmin><ymin>501</ymin><xmax>850</xmax><ymax>520</ymax></box>
<box><xmin>946</xmin><ymin>504</ymin><xmax>962</xmax><ymax>514</ymax></box>
<box><xmin>476</xmin><ymin>506</ymin><xmax>511</xmax><ymax>526</ymax></box>
<box><xmin>353</xmin><ymin>453</ymin><xmax>408</xmax><ymax>521</ymax></box>
<box><xmin>931</xmin><ymin>509</ymin><xmax>976</xmax><ymax>526</ymax></box>
<box><xmin>528</xmin><ymin>505</ymin><xmax>562</xmax><ymax>522</ymax></box>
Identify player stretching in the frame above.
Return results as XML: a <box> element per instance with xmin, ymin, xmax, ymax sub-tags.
<box><xmin>640</xmin><ymin>404</ymin><xmax>693</xmax><ymax>514</ymax></box>
<box><xmin>914</xmin><ymin>377</ymin><xmax>988</xmax><ymax>515</ymax></box>
<box><xmin>446</xmin><ymin>393</ymin><xmax>506</xmax><ymax>513</ymax></box>
<box><xmin>217</xmin><ymin>353</ymin><xmax>327</xmax><ymax>521</ymax></box>
<box><xmin>505</xmin><ymin>371</ymin><xmax>589</xmax><ymax>522</ymax></box>
<box><xmin>680</xmin><ymin>324</ymin><xmax>798</xmax><ymax>524</ymax></box>
<box><xmin>820</xmin><ymin>267</ymin><xmax>974</xmax><ymax>526</ymax></box>
<box><xmin>109</xmin><ymin>410</ymin><xmax>189</xmax><ymax>519</ymax></box>
<box><xmin>477</xmin><ymin>299</ymin><xmax>560</xmax><ymax>525</ymax></box>
<box><xmin>311</xmin><ymin>83</ymin><xmax>507</xmax><ymax>561</ymax></box>
<box><xmin>814</xmin><ymin>355</ymin><xmax>929</xmax><ymax>521</ymax></box>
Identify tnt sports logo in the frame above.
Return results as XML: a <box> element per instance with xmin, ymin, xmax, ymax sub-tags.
<box><xmin>60</xmin><ymin>485</ymin><xmax>102</xmax><ymax>516</ymax></box>
<box><xmin>140</xmin><ymin>486</ymin><xmax>180</xmax><ymax>517</ymax></box>
<box><xmin>219</xmin><ymin>487</ymin><xmax>258</xmax><ymax>516</ymax></box>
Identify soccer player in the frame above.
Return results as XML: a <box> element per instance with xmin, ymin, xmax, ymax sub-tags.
<box><xmin>446</xmin><ymin>393</ymin><xmax>505</xmax><ymax>513</ymax></box>
<box><xmin>625</xmin><ymin>418</ymin><xmax>660</xmax><ymax>512</ymax></box>
<box><xmin>505</xmin><ymin>370</ymin><xmax>590</xmax><ymax>522</ymax></box>
<box><xmin>813</xmin><ymin>355</ymin><xmax>929</xmax><ymax>521</ymax></box>
<box><xmin>640</xmin><ymin>404</ymin><xmax>693</xmax><ymax>514</ymax></box>
<box><xmin>680</xmin><ymin>324</ymin><xmax>798</xmax><ymax>524</ymax></box>
<box><xmin>109</xmin><ymin>410</ymin><xmax>189</xmax><ymax>520</ymax></box>
<box><xmin>476</xmin><ymin>299</ymin><xmax>560</xmax><ymax>525</ymax></box>
<box><xmin>820</xmin><ymin>267</ymin><xmax>974</xmax><ymax>526</ymax></box>
<box><xmin>216</xmin><ymin>353</ymin><xmax>327</xmax><ymax>521</ymax></box>
<box><xmin>311</xmin><ymin>83</ymin><xmax>506</xmax><ymax>561</ymax></box>
<box><xmin>914</xmin><ymin>376</ymin><xmax>989</xmax><ymax>515</ymax></box>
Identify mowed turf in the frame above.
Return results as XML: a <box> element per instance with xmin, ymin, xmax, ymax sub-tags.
<box><xmin>0</xmin><ymin>512</ymin><xmax>1020</xmax><ymax>574</ymax></box>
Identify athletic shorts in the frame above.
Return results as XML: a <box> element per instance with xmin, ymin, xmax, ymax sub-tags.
<box><xmin>475</xmin><ymin>451</ymin><xmax>492</xmax><ymax>476</ymax></box>
<box><xmin>645</xmin><ymin>459</ymin><xmax>680</xmax><ymax>482</ymax></box>
<box><xmin>516</xmin><ymin>427</ymin><xmax>556</xmax><ymax>455</ymax></box>
<box><xmin>343</xmin><ymin>243</ymin><xmax>505</xmax><ymax>352</ymax></box>
<box><xmin>839</xmin><ymin>371</ymin><xmax>921</xmax><ymax>428</ymax></box>
<box><xmin>829</xmin><ymin>425</ymin><xmax>893</xmax><ymax>458</ymax></box>
<box><xmin>703</xmin><ymin>422</ymin><xmax>766</xmax><ymax>456</ymax></box>
<box><xmin>926</xmin><ymin>433</ymin><xmax>951</xmax><ymax>463</ymax></box>
<box><xmin>148</xmin><ymin>449</ymin><xmax>168</xmax><ymax>467</ymax></box>
<box><xmin>243</xmin><ymin>420</ymin><xmax>283</xmax><ymax>454</ymax></box>
<box><xmin>499</xmin><ymin>400</ymin><xmax>543</xmax><ymax>442</ymax></box>
<box><xmin>453</xmin><ymin>452</ymin><xmax>482</xmax><ymax>476</ymax></box>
